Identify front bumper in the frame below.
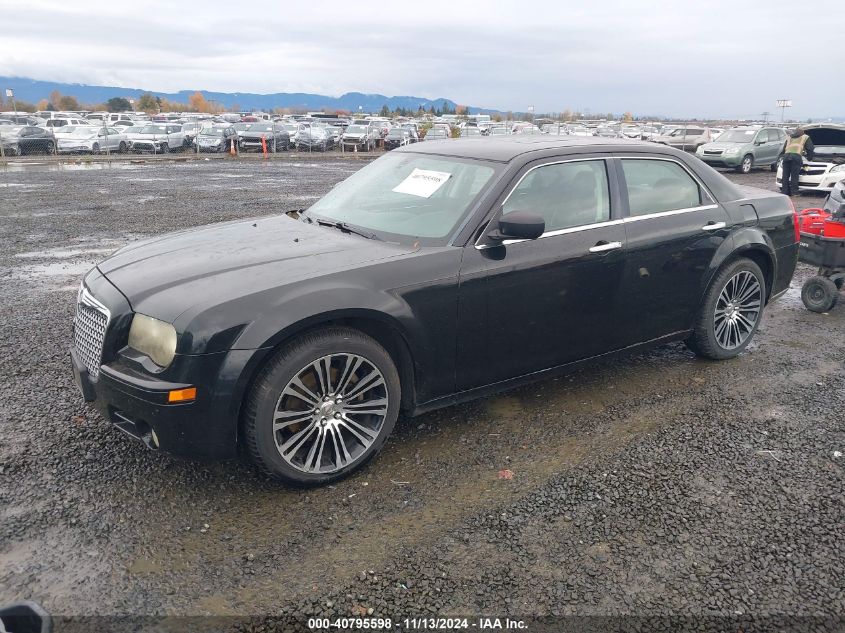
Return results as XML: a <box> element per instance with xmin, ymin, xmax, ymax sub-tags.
<box><xmin>699</xmin><ymin>153</ymin><xmax>742</xmax><ymax>168</ymax></box>
<box><xmin>70</xmin><ymin>344</ymin><xmax>246</xmax><ymax>459</ymax></box>
<box><xmin>69</xmin><ymin>268</ymin><xmax>253</xmax><ymax>460</ymax></box>
<box><xmin>776</xmin><ymin>165</ymin><xmax>845</xmax><ymax>192</ymax></box>
<box><xmin>58</xmin><ymin>145</ymin><xmax>95</xmax><ymax>154</ymax></box>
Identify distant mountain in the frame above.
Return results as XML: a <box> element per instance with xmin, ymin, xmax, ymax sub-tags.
<box><xmin>0</xmin><ymin>76</ymin><xmax>501</xmax><ymax>114</ymax></box>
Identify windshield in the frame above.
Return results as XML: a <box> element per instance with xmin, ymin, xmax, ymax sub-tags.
<box><xmin>250</xmin><ymin>124</ymin><xmax>275</xmax><ymax>132</ymax></box>
<box><xmin>199</xmin><ymin>129</ymin><xmax>224</xmax><ymax>138</ymax></box>
<box><xmin>140</xmin><ymin>125</ymin><xmax>168</xmax><ymax>134</ymax></box>
<box><xmin>718</xmin><ymin>129</ymin><xmax>757</xmax><ymax>143</ymax></box>
<box><xmin>305</xmin><ymin>153</ymin><xmax>498</xmax><ymax>244</ymax></box>
<box><xmin>234</xmin><ymin>123</ymin><xmax>252</xmax><ymax>131</ymax></box>
<box><xmin>387</xmin><ymin>130</ymin><xmax>404</xmax><ymax>138</ymax></box>
<box><xmin>346</xmin><ymin>125</ymin><xmax>367</xmax><ymax>134</ymax></box>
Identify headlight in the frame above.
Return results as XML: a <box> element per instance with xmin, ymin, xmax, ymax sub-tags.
<box><xmin>128</xmin><ymin>313</ymin><xmax>177</xmax><ymax>367</ymax></box>
<box><xmin>831</xmin><ymin>164</ymin><xmax>845</xmax><ymax>173</ymax></box>
<box><xmin>724</xmin><ymin>147</ymin><xmax>740</xmax><ymax>156</ymax></box>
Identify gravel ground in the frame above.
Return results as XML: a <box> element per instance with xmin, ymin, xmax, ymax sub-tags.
<box><xmin>0</xmin><ymin>156</ymin><xmax>842</xmax><ymax>631</ymax></box>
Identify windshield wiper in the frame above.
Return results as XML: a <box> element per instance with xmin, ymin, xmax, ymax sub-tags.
<box><xmin>315</xmin><ymin>219</ymin><xmax>381</xmax><ymax>241</ymax></box>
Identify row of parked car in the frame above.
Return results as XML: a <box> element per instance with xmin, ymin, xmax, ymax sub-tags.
<box><xmin>2</xmin><ymin>110</ymin><xmax>843</xmax><ymax>193</ymax></box>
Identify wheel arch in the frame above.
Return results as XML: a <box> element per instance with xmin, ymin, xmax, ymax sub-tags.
<box><xmin>705</xmin><ymin>229</ymin><xmax>776</xmax><ymax>302</ymax></box>
<box><xmin>227</xmin><ymin>309</ymin><xmax>419</xmax><ymax>446</ymax></box>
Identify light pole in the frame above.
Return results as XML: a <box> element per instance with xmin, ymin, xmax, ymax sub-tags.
<box><xmin>776</xmin><ymin>99</ymin><xmax>792</xmax><ymax>123</ymax></box>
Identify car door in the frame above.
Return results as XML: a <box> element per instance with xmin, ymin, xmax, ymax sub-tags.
<box><xmin>753</xmin><ymin>129</ymin><xmax>771</xmax><ymax>163</ymax></box>
<box><xmin>456</xmin><ymin>155</ymin><xmax>628</xmax><ymax>390</ymax></box>
<box><xmin>765</xmin><ymin>128</ymin><xmax>783</xmax><ymax>163</ymax></box>
<box><xmin>613</xmin><ymin>155</ymin><xmax>732</xmax><ymax>345</ymax></box>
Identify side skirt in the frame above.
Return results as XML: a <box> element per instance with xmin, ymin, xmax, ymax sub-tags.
<box><xmin>409</xmin><ymin>331</ymin><xmax>692</xmax><ymax>417</ymax></box>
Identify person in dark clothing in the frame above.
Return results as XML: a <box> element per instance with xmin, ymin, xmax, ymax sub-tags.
<box><xmin>781</xmin><ymin>127</ymin><xmax>815</xmax><ymax>195</ymax></box>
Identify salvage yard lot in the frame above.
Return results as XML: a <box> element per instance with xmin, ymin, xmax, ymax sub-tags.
<box><xmin>0</xmin><ymin>156</ymin><xmax>843</xmax><ymax>628</ymax></box>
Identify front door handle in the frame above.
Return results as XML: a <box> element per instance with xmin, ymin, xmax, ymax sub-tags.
<box><xmin>589</xmin><ymin>241</ymin><xmax>623</xmax><ymax>253</ymax></box>
<box><xmin>702</xmin><ymin>221</ymin><xmax>727</xmax><ymax>232</ymax></box>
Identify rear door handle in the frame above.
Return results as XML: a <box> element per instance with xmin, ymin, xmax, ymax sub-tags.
<box><xmin>589</xmin><ymin>241</ymin><xmax>623</xmax><ymax>253</ymax></box>
<box><xmin>702</xmin><ymin>221</ymin><xmax>727</xmax><ymax>232</ymax></box>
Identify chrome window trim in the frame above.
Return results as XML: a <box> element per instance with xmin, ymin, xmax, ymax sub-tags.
<box><xmin>473</xmin><ymin>157</ymin><xmax>612</xmax><ymax>250</ymax></box>
<box><xmin>473</xmin><ymin>154</ymin><xmax>724</xmax><ymax>250</ymax></box>
<box><xmin>621</xmin><ymin>203</ymin><xmax>719</xmax><ymax>223</ymax></box>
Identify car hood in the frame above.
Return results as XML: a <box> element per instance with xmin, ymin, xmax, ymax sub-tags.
<box><xmin>98</xmin><ymin>214</ymin><xmax>415</xmax><ymax>322</ymax></box>
<box><xmin>804</xmin><ymin>124</ymin><xmax>845</xmax><ymax>147</ymax></box>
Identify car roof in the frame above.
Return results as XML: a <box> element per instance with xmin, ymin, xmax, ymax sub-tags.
<box><xmin>395</xmin><ymin>136</ymin><xmax>664</xmax><ymax>163</ymax></box>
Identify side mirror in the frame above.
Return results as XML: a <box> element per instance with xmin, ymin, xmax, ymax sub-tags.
<box><xmin>488</xmin><ymin>211</ymin><xmax>545</xmax><ymax>241</ymax></box>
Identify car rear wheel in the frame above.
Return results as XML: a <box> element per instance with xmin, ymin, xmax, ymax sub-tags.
<box><xmin>737</xmin><ymin>154</ymin><xmax>753</xmax><ymax>174</ymax></box>
<box><xmin>770</xmin><ymin>155</ymin><xmax>783</xmax><ymax>172</ymax></box>
<box><xmin>160</xmin><ymin>142</ymin><xmax>169</xmax><ymax>154</ymax></box>
<box><xmin>243</xmin><ymin>327</ymin><xmax>400</xmax><ymax>485</ymax></box>
<box><xmin>801</xmin><ymin>276</ymin><xmax>839</xmax><ymax>313</ymax></box>
<box><xmin>118</xmin><ymin>141</ymin><xmax>127</xmax><ymax>153</ymax></box>
<box><xmin>91</xmin><ymin>142</ymin><xmax>100</xmax><ymax>155</ymax></box>
<box><xmin>686</xmin><ymin>258</ymin><xmax>765</xmax><ymax>360</ymax></box>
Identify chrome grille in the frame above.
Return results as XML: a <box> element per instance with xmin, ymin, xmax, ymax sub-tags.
<box><xmin>73</xmin><ymin>286</ymin><xmax>110</xmax><ymax>378</ymax></box>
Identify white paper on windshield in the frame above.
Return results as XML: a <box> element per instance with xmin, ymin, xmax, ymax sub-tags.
<box><xmin>392</xmin><ymin>169</ymin><xmax>451</xmax><ymax>198</ymax></box>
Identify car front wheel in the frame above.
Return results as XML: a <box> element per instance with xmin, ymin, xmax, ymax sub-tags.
<box><xmin>737</xmin><ymin>154</ymin><xmax>753</xmax><ymax>174</ymax></box>
<box><xmin>686</xmin><ymin>258</ymin><xmax>765</xmax><ymax>360</ymax></box>
<box><xmin>243</xmin><ymin>327</ymin><xmax>401</xmax><ymax>485</ymax></box>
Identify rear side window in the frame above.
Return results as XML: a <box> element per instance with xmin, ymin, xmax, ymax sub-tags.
<box><xmin>504</xmin><ymin>160</ymin><xmax>610</xmax><ymax>232</ymax></box>
<box><xmin>622</xmin><ymin>159</ymin><xmax>707</xmax><ymax>216</ymax></box>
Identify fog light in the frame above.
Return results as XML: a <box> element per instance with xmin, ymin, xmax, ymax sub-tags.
<box><xmin>168</xmin><ymin>387</ymin><xmax>197</xmax><ymax>403</ymax></box>
<box><xmin>151</xmin><ymin>429</ymin><xmax>160</xmax><ymax>448</ymax></box>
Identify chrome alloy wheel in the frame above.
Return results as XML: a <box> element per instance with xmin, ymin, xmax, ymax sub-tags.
<box><xmin>714</xmin><ymin>270</ymin><xmax>762</xmax><ymax>350</ymax></box>
<box><xmin>272</xmin><ymin>354</ymin><xmax>389</xmax><ymax>474</ymax></box>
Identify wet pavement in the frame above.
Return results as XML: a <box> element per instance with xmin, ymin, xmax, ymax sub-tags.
<box><xmin>0</xmin><ymin>157</ymin><xmax>842</xmax><ymax>629</ymax></box>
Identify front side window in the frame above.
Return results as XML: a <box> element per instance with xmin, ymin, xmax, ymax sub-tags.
<box><xmin>622</xmin><ymin>159</ymin><xmax>707</xmax><ymax>216</ymax></box>
<box><xmin>755</xmin><ymin>130</ymin><xmax>770</xmax><ymax>143</ymax></box>
<box><xmin>503</xmin><ymin>160</ymin><xmax>610</xmax><ymax>232</ymax></box>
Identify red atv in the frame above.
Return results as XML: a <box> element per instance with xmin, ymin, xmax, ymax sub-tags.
<box><xmin>796</xmin><ymin>206</ymin><xmax>845</xmax><ymax>312</ymax></box>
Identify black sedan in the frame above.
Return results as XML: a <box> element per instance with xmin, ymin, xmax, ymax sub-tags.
<box><xmin>0</xmin><ymin>126</ymin><xmax>56</xmax><ymax>156</ymax></box>
<box><xmin>238</xmin><ymin>122</ymin><xmax>290</xmax><ymax>152</ymax></box>
<box><xmin>70</xmin><ymin>137</ymin><xmax>799</xmax><ymax>485</ymax></box>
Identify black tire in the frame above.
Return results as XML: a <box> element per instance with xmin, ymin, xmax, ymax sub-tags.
<box><xmin>118</xmin><ymin>141</ymin><xmax>127</xmax><ymax>153</ymax></box>
<box><xmin>685</xmin><ymin>258</ymin><xmax>766</xmax><ymax>360</ymax></box>
<box><xmin>737</xmin><ymin>154</ymin><xmax>753</xmax><ymax>174</ymax></box>
<box><xmin>91</xmin><ymin>142</ymin><xmax>100</xmax><ymax>155</ymax></box>
<box><xmin>770</xmin><ymin>155</ymin><xmax>782</xmax><ymax>172</ymax></box>
<box><xmin>45</xmin><ymin>140</ymin><xmax>55</xmax><ymax>154</ymax></box>
<box><xmin>801</xmin><ymin>276</ymin><xmax>839</xmax><ymax>313</ymax></box>
<box><xmin>160</xmin><ymin>142</ymin><xmax>169</xmax><ymax>154</ymax></box>
<box><xmin>243</xmin><ymin>327</ymin><xmax>401</xmax><ymax>486</ymax></box>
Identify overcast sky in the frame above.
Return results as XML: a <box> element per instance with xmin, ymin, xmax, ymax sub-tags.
<box><xmin>1</xmin><ymin>0</ymin><xmax>842</xmax><ymax>118</ymax></box>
